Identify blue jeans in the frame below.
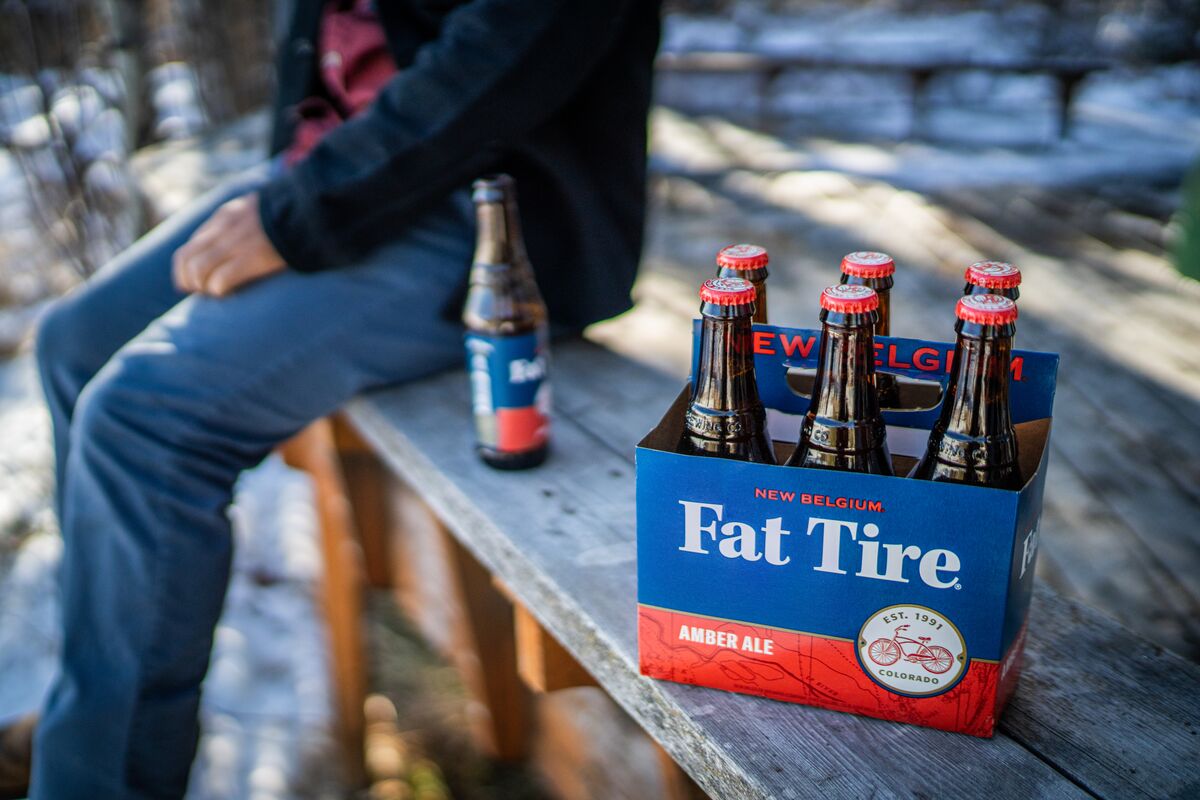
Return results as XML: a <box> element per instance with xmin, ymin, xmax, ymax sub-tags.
<box><xmin>30</xmin><ymin>163</ymin><xmax>475</xmax><ymax>798</ymax></box>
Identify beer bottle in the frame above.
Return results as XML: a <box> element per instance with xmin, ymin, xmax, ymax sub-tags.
<box><xmin>462</xmin><ymin>174</ymin><xmax>550</xmax><ymax>470</ymax></box>
<box><xmin>681</xmin><ymin>277</ymin><xmax>776</xmax><ymax>463</ymax></box>
<box><xmin>715</xmin><ymin>244</ymin><xmax>770</xmax><ymax>324</ymax></box>
<box><xmin>909</xmin><ymin>294</ymin><xmax>1022</xmax><ymax>489</ymax></box>
<box><xmin>964</xmin><ymin>260</ymin><xmax>1021</xmax><ymax>301</ymax></box>
<box><xmin>786</xmin><ymin>285</ymin><xmax>893</xmax><ymax>475</ymax></box>
<box><xmin>839</xmin><ymin>251</ymin><xmax>899</xmax><ymax>408</ymax></box>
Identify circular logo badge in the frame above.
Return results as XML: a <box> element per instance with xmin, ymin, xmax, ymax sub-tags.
<box><xmin>856</xmin><ymin>605</ymin><xmax>968</xmax><ymax>697</ymax></box>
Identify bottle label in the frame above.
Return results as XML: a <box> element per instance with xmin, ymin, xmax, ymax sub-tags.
<box><xmin>465</xmin><ymin>330</ymin><xmax>550</xmax><ymax>453</ymax></box>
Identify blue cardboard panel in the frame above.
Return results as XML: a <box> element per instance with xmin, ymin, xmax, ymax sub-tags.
<box><xmin>636</xmin><ymin>444</ymin><xmax>1025</xmax><ymax>661</ymax></box>
<box><xmin>1003</xmin><ymin>433</ymin><xmax>1053</xmax><ymax>654</ymax></box>
<box><xmin>690</xmin><ymin>321</ymin><xmax>1060</xmax><ymax>428</ymax></box>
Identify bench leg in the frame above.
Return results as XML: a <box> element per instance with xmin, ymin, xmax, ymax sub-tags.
<box><xmin>509</xmin><ymin>602</ymin><xmax>708</xmax><ymax>800</ymax></box>
<box><xmin>512</xmin><ymin>600</ymin><xmax>597</xmax><ymax>693</ymax></box>
<box><xmin>279</xmin><ymin>420</ymin><xmax>367</xmax><ymax>787</ymax></box>
<box><xmin>332</xmin><ymin>414</ymin><xmax>394</xmax><ymax>589</ymax></box>
<box><xmin>653</xmin><ymin>741</ymin><xmax>709</xmax><ymax>800</ymax></box>
<box><xmin>442</xmin><ymin>531</ymin><xmax>533</xmax><ymax>761</ymax></box>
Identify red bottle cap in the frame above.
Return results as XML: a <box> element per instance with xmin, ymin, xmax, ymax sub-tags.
<box><xmin>716</xmin><ymin>243</ymin><xmax>769</xmax><ymax>271</ymax></box>
<box><xmin>956</xmin><ymin>293</ymin><xmax>1018</xmax><ymax>325</ymax></box>
<box><xmin>820</xmin><ymin>284</ymin><xmax>879</xmax><ymax>313</ymax></box>
<box><xmin>965</xmin><ymin>260</ymin><xmax>1022</xmax><ymax>289</ymax></box>
<box><xmin>700</xmin><ymin>277</ymin><xmax>757</xmax><ymax>305</ymax></box>
<box><xmin>840</xmin><ymin>251</ymin><xmax>895</xmax><ymax>278</ymax></box>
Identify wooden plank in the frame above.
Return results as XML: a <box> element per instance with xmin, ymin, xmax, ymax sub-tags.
<box><xmin>1005</xmin><ymin>585</ymin><xmax>1200</xmax><ymax>800</ymax></box>
<box><xmin>343</xmin><ymin>361</ymin><xmax>1093</xmax><ymax>800</ymax></box>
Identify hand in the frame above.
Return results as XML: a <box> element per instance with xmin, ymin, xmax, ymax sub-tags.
<box><xmin>173</xmin><ymin>193</ymin><xmax>286</xmax><ymax>297</ymax></box>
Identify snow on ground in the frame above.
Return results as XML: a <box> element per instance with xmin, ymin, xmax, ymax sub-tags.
<box><xmin>0</xmin><ymin>355</ymin><xmax>340</xmax><ymax>799</ymax></box>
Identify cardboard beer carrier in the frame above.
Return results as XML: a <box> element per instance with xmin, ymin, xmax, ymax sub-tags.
<box><xmin>635</xmin><ymin>321</ymin><xmax>1059</xmax><ymax>737</ymax></box>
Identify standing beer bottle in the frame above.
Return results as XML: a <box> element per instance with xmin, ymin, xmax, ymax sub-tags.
<box><xmin>909</xmin><ymin>294</ymin><xmax>1022</xmax><ymax>489</ymax></box>
<box><xmin>462</xmin><ymin>174</ymin><xmax>550</xmax><ymax>470</ymax></box>
<box><xmin>715</xmin><ymin>244</ymin><xmax>770</xmax><ymax>324</ymax></box>
<box><xmin>681</xmin><ymin>277</ymin><xmax>775</xmax><ymax>463</ymax></box>
<box><xmin>839</xmin><ymin>251</ymin><xmax>899</xmax><ymax>408</ymax></box>
<box><xmin>964</xmin><ymin>260</ymin><xmax>1021</xmax><ymax>301</ymax></box>
<box><xmin>786</xmin><ymin>285</ymin><xmax>893</xmax><ymax>474</ymax></box>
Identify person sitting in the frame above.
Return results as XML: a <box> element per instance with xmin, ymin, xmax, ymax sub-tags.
<box><xmin>8</xmin><ymin>1</ymin><xmax>662</xmax><ymax>797</ymax></box>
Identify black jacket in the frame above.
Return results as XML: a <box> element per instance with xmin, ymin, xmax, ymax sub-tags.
<box><xmin>259</xmin><ymin>0</ymin><xmax>662</xmax><ymax>329</ymax></box>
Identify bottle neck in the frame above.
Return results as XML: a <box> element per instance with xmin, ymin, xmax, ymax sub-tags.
<box><xmin>939</xmin><ymin>324</ymin><xmax>1015</xmax><ymax>440</ymax></box>
<box><xmin>716</xmin><ymin>268</ymin><xmax>768</xmax><ymax>324</ymax></box>
<box><xmin>464</xmin><ymin>184</ymin><xmax>546</xmax><ymax>334</ymax></box>
<box><xmin>964</xmin><ymin>283</ymin><xmax>1019</xmax><ymax>302</ymax></box>
<box><xmin>841</xmin><ymin>275</ymin><xmax>891</xmax><ymax>336</ymax></box>
<box><xmin>473</xmin><ymin>193</ymin><xmax>530</xmax><ymax>269</ymax></box>
<box><xmin>808</xmin><ymin>313</ymin><xmax>881</xmax><ymax>424</ymax></box>
<box><xmin>688</xmin><ymin>309</ymin><xmax>762</xmax><ymax>437</ymax></box>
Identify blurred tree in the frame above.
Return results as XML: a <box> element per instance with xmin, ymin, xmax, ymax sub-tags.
<box><xmin>0</xmin><ymin>0</ymin><xmax>274</xmax><ymax>283</ymax></box>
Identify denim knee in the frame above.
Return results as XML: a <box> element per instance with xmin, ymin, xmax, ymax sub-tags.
<box><xmin>36</xmin><ymin>301</ymin><xmax>78</xmax><ymax>377</ymax></box>
<box><xmin>67</xmin><ymin>348</ymin><xmax>261</xmax><ymax>501</ymax></box>
<box><xmin>35</xmin><ymin>297</ymin><xmax>104</xmax><ymax>406</ymax></box>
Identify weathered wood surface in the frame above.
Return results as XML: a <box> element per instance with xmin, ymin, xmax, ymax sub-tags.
<box><xmin>345</xmin><ymin>340</ymin><xmax>1200</xmax><ymax>800</ymax></box>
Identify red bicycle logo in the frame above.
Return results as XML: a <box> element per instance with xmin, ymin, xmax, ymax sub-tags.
<box><xmin>867</xmin><ymin>624</ymin><xmax>954</xmax><ymax>674</ymax></box>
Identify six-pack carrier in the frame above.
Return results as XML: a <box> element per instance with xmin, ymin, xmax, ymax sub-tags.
<box><xmin>635</xmin><ymin>322</ymin><xmax>1058</xmax><ymax>737</ymax></box>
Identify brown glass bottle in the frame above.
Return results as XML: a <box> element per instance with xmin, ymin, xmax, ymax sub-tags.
<box><xmin>681</xmin><ymin>277</ymin><xmax>775</xmax><ymax>463</ymax></box>
<box><xmin>462</xmin><ymin>174</ymin><xmax>550</xmax><ymax>470</ymax></box>
<box><xmin>839</xmin><ymin>251</ymin><xmax>899</xmax><ymax>408</ymax></box>
<box><xmin>909</xmin><ymin>293</ymin><xmax>1022</xmax><ymax>489</ymax></box>
<box><xmin>964</xmin><ymin>260</ymin><xmax>1021</xmax><ymax>301</ymax></box>
<box><xmin>786</xmin><ymin>285</ymin><xmax>893</xmax><ymax>474</ymax></box>
<box><xmin>715</xmin><ymin>244</ymin><xmax>769</xmax><ymax>324</ymax></box>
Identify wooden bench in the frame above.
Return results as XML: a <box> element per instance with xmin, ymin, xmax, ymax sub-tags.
<box><xmin>295</xmin><ymin>338</ymin><xmax>1199</xmax><ymax>798</ymax></box>
<box><xmin>655</xmin><ymin>51</ymin><xmax>1111</xmax><ymax>139</ymax></box>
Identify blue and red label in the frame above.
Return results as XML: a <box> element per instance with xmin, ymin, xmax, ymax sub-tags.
<box><xmin>465</xmin><ymin>330</ymin><xmax>550</xmax><ymax>453</ymax></box>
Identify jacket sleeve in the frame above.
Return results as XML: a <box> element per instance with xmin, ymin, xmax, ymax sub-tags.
<box><xmin>258</xmin><ymin>0</ymin><xmax>634</xmax><ymax>272</ymax></box>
